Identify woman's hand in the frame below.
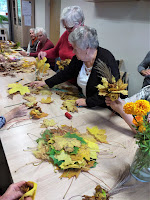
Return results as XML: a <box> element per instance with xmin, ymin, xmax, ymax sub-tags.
<box><xmin>76</xmin><ymin>98</ymin><xmax>87</xmax><ymax>107</ymax></box>
<box><xmin>4</xmin><ymin>105</ymin><xmax>28</xmax><ymax>123</ymax></box>
<box><xmin>19</xmin><ymin>51</ymin><xmax>28</xmax><ymax>56</ymax></box>
<box><xmin>38</xmin><ymin>51</ymin><xmax>47</xmax><ymax>60</ymax></box>
<box><xmin>105</xmin><ymin>97</ymin><xmax>125</xmax><ymax>115</ymax></box>
<box><xmin>141</xmin><ymin>69</ymin><xmax>150</xmax><ymax>76</ymax></box>
<box><xmin>30</xmin><ymin>81</ymin><xmax>46</xmax><ymax>88</ymax></box>
<box><xmin>0</xmin><ymin>181</ymin><xmax>32</xmax><ymax>200</ymax></box>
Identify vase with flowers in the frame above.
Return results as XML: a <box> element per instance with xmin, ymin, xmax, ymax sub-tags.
<box><xmin>123</xmin><ymin>99</ymin><xmax>150</xmax><ymax>182</ymax></box>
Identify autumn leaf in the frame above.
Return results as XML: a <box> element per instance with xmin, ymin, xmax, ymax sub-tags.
<box><xmin>30</xmin><ymin>107</ymin><xmax>48</xmax><ymax>119</ymax></box>
<box><xmin>40</xmin><ymin>119</ymin><xmax>56</xmax><ymax>128</ymax></box>
<box><xmin>87</xmin><ymin>126</ymin><xmax>108</xmax><ymax>144</ymax></box>
<box><xmin>60</xmin><ymin>169</ymin><xmax>81</xmax><ymax>179</ymax></box>
<box><xmin>35</xmin><ymin>57</ymin><xmax>50</xmax><ymax>73</ymax></box>
<box><xmin>8</xmin><ymin>83</ymin><xmax>30</xmax><ymax>95</ymax></box>
<box><xmin>40</xmin><ymin>97</ymin><xmax>53</xmax><ymax>104</ymax></box>
<box><xmin>61</xmin><ymin>100</ymin><xmax>78</xmax><ymax>112</ymax></box>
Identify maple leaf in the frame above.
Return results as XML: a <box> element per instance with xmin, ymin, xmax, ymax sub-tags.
<box><xmin>51</xmin><ymin>136</ymin><xmax>81</xmax><ymax>152</ymax></box>
<box><xmin>33</xmin><ymin>140</ymin><xmax>50</xmax><ymax>160</ymax></box>
<box><xmin>87</xmin><ymin>126</ymin><xmax>108</xmax><ymax>144</ymax></box>
<box><xmin>84</xmin><ymin>139</ymin><xmax>100</xmax><ymax>159</ymax></box>
<box><xmin>40</xmin><ymin>97</ymin><xmax>53</xmax><ymax>104</ymax></box>
<box><xmin>40</xmin><ymin>119</ymin><xmax>56</xmax><ymax>128</ymax></box>
<box><xmin>8</xmin><ymin>83</ymin><xmax>30</xmax><ymax>95</ymax></box>
<box><xmin>35</xmin><ymin>57</ymin><xmax>50</xmax><ymax>73</ymax></box>
<box><xmin>61</xmin><ymin>100</ymin><xmax>78</xmax><ymax>112</ymax></box>
<box><xmin>60</xmin><ymin>169</ymin><xmax>81</xmax><ymax>179</ymax></box>
<box><xmin>64</xmin><ymin>132</ymin><xmax>87</xmax><ymax>144</ymax></box>
<box><xmin>20</xmin><ymin>181</ymin><xmax>37</xmax><ymax>200</ymax></box>
<box><xmin>30</xmin><ymin>107</ymin><xmax>48</xmax><ymax>119</ymax></box>
<box><xmin>70</xmin><ymin>144</ymin><xmax>90</xmax><ymax>161</ymax></box>
<box><xmin>23</xmin><ymin>95</ymin><xmax>37</xmax><ymax>107</ymax></box>
<box><xmin>39</xmin><ymin>89</ymin><xmax>52</xmax><ymax>96</ymax></box>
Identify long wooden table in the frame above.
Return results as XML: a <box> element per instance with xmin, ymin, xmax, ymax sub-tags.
<box><xmin>0</xmin><ymin>67</ymin><xmax>149</xmax><ymax>200</ymax></box>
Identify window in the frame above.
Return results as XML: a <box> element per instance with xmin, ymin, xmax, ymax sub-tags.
<box><xmin>0</xmin><ymin>0</ymin><xmax>8</xmax><ymax>15</ymax></box>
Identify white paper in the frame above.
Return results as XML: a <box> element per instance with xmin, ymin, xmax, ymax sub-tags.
<box><xmin>24</xmin><ymin>15</ymin><xmax>31</xmax><ymax>26</ymax></box>
<box><xmin>22</xmin><ymin>1</ymin><xmax>32</xmax><ymax>16</ymax></box>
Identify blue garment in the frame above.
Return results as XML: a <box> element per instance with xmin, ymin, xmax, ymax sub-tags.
<box><xmin>0</xmin><ymin>116</ymin><xmax>6</xmax><ymax>128</ymax></box>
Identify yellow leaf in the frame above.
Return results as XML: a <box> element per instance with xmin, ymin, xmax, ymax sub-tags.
<box><xmin>40</xmin><ymin>119</ymin><xmax>56</xmax><ymax>128</ymax></box>
<box><xmin>61</xmin><ymin>100</ymin><xmax>78</xmax><ymax>112</ymax></box>
<box><xmin>51</xmin><ymin>136</ymin><xmax>81</xmax><ymax>152</ymax></box>
<box><xmin>8</xmin><ymin>83</ymin><xmax>30</xmax><ymax>95</ymax></box>
<box><xmin>19</xmin><ymin>181</ymin><xmax>37</xmax><ymax>200</ymax></box>
<box><xmin>30</xmin><ymin>107</ymin><xmax>48</xmax><ymax>119</ymax></box>
<box><xmin>87</xmin><ymin>126</ymin><xmax>108</xmax><ymax>144</ymax></box>
<box><xmin>71</xmin><ymin>144</ymin><xmax>90</xmax><ymax>161</ymax></box>
<box><xmin>40</xmin><ymin>97</ymin><xmax>53</xmax><ymax>104</ymax></box>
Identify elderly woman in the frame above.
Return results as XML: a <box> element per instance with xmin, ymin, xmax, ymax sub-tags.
<box><xmin>30</xmin><ymin>26</ymin><xmax>120</xmax><ymax>108</ymax></box>
<box><xmin>38</xmin><ymin>6</ymin><xmax>85</xmax><ymax>61</ymax></box>
<box><xmin>105</xmin><ymin>85</ymin><xmax>150</xmax><ymax>133</ymax></box>
<box><xmin>27</xmin><ymin>28</ymin><xmax>39</xmax><ymax>53</ymax></box>
<box><xmin>20</xmin><ymin>27</ymin><xmax>55</xmax><ymax>68</ymax></box>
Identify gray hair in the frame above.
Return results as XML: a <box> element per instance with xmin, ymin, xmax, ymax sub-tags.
<box><xmin>68</xmin><ymin>26</ymin><xmax>99</xmax><ymax>50</ymax></box>
<box><xmin>29</xmin><ymin>28</ymin><xmax>35</xmax><ymax>32</ymax></box>
<box><xmin>35</xmin><ymin>27</ymin><xmax>47</xmax><ymax>36</ymax></box>
<box><xmin>61</xmin><ymin>6</ymin><xmax>85</xmax><ymax>28</ymax></box>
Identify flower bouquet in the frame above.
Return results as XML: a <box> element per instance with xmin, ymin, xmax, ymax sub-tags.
<box><xmin>123</xmin><ymin>100</ymin><xmax>150</xmax><ymax>182</ymax></box>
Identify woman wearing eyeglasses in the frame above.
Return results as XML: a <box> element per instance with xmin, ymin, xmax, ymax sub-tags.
<box><xmin>38</xmin><ymin>6</ymin><xmax>85</xmax><ymax>63</ymax></box>
<box><xmin>30</xmin><ymin>26</ymin><xmax>120</xmax><ymax>109</ymax></box>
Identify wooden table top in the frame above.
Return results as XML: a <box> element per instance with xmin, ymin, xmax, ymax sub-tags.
<box><xmin>0</xmin><ymin>67</ymin><xmax>149</xmax><ymax>200</ymax></box>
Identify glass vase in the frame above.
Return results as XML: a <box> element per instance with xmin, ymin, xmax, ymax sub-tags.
<box><xmin>130</xmin><ymin>148</ymin><xmax>150</xmax><ymax>182</ymax></box>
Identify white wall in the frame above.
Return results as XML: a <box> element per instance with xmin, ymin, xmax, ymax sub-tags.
<box><xmin>60</xmin><ymin>0</ymin><xmax>150</xmax><ymax>96</ymax></box>
<box><xmin>35</xmin><ymin>0</ymin><xmax>50</xmax><ymax>38</ymax></box>
<box><xmin>36</xmin><ymin>0</ymin><xmax>150</xmax><ymax>96</ymax></box>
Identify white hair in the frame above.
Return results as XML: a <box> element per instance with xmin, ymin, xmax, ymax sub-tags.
<box><xmin>35</xmin><ymin>27</ymin><xmax>47</xmax><ymax>36</ymax></box>
<box><xmin>29</xmin><ymin>28</ymin><xmax>35</xmax><ymax>32</ymax></box>
<box><xmin>68</xmin><ymin>26</ymin><xmax>99</xmax><ymax>50</ymax></box>
<box><xmin>60</xmin><ymin>6</ymin><xmax>85</xmax><ymax>28</ymax></box>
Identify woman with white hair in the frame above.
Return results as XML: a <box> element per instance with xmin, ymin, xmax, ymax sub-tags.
<box><xmin>27</xmin><ymin>28</ymin><xmax>39</xmax><ymax>53</ymax></box>
<box><xmin>38</xmin><ymin>6</ymin><xmax>85</xmax><ymax>62</ymax></box>
<box><xmin>30</xmin><ymin>26</ymin><xmax>120</xmax><ymax>108</ymax></box>
<box><xmin>20</xmin><ymin>27</ymin><xmax>55</xmax><ymax>68</ymax></box>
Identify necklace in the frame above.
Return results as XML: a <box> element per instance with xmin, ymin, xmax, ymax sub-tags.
<box><xmin>85</xmin><ymin>66</ymin><xmax>92</xmax><ymax>76</ymax></box>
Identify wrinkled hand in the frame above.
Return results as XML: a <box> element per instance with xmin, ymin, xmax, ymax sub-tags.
<box><xmin>4</xmin><ymin>105</ymin><xmax>28</xmax><ymax>123</ymax></box>
<box><xmin>38</xmin><ymin>51</ymin><xmax>47</xmax><ymax>60</ymax></box>
<box><xmin>0</xmin><ymin>181</ymin><xmax>32</xmax><ymax>200</ymax></box>
<box><xmin>30</xmin><ymin>81</ymin><xmax>46</xmax><ymax>88</ymax></box>
<box><xmin>141</xmin><ymin>69</ymin><xmax>150</xmax><ymax>76</ymax></box>
<box><xmin>105</xmin><ymin>96</ymin><xmax>125</xmax><ymax>114</ymax></box>
<box><xmin>76</xmin><ymin>98</ymin><xmax>87</xmax><ymax>107</ymax></box>
<box><xmin>19</xmin><ymin>51</ymin><xmax>28</xmax><ymax>56</ymax></box>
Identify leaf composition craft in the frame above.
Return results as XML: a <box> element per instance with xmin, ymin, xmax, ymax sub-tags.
<box><xmin>35</xmin><ymin>57</ymin><xmax>50</xmax><ymax>73</ymax></box>
<box><xmin>33</xmin><ymin>125</ymin><xmax>107</xmax><ymax>179</ymax></box>
<box><xmin>8</xmin><ymin>83</ymin><xmax>30</xmax><ymax>95</ymax></box>
<box><xmin>96</xmin><ymin>59</ymin><xmax>128</xmax><ymax>101</ymax></box>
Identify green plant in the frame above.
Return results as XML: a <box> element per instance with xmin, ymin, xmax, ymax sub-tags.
<box><xmin>0</xmin><ymin>15</ymin><xmax>8</xmax><ymax>24</ymax></box>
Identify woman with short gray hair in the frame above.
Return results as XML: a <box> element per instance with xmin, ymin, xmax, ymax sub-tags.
<box><xmin>38</xmin><ymin>6</ymin><xmax>85</xmax><ymax>63</ymax></box>
<box><xmin>30</xmin><ymin>26</ymin><xmax>120</xmax><ymax>108</ymax></box>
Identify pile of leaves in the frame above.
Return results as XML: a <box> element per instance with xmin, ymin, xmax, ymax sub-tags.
<box><xmin>82</xmin><ymin>185</ymin><xmax>108</xmax><ymax>200</ymax></box>
<box><xmin>56</xmin><ymin>59</ymin><xmax>71</xmax><ymax>70</ymax></box>
<box><xmin>33</xmin><ymin>125</ymin><xmax>107</xmax><ymax>179</ymax></box>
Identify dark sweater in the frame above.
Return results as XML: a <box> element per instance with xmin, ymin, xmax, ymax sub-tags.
<box><xmin>45</xmin><ymin>47</ymin><xmax>120</xmax><ymax>108</ymax></box>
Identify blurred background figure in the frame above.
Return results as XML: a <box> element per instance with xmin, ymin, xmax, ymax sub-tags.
<box><xmin>27</xmin><ymin>28</ymin><xmax>39</xmax><ymax>53</ymax></box>
<box><xmin>138</xmin><ymin>51</ymin><xmax>150</xmax><ymax>87</ymax></box>
<box><xmin>20</xmin><ymin>27</ymin><xmax>55</xmax><ymax>70</ymax></box>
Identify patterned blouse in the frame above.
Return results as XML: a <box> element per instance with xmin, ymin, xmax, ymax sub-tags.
<box><xmin>125</xmin><ymin>85</ymin><xmax>150</xmax><ymax>103</ymax></box>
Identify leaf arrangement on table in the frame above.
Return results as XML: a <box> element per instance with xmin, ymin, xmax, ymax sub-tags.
<box><xmin>56</xmin><ymin>59</ymin><xmax>71</xmax><ymax>70</ymax></box>
<box><xmin>33</xmin><ymin>125</ymin><xmax>108</xmax><ymax>179</ymax></box>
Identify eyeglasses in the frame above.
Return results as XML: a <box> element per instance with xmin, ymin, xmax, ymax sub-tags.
<box><xmin>64</xmin><ymin>26</ymin><xmax>74</xmax><ymax>31</ymax></box>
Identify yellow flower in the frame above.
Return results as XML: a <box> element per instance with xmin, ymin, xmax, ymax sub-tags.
<box><xmin>132</xmin><ymin>116</ymin><xmax>143</xmax><ymax>127</ymax></box>
<box><xmin>123</xmin><ymin>102</ymin><xmax>135</xmax><ymax>114</ymax></box>
<box><xmin>138</xmin><ymin>125</ymin><xmax>146</xmax><ymax>133</ymax></box>
<box><xmin>134</xmin><ymin>100</ymin><xmax>150</xmax><ymax>116</ymax></box>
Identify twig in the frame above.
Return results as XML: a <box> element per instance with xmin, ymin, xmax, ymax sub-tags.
<box><xmin>63</xmin><ymin>177</ymin><xmax>74</xmax><ymax>199</ymax></box>
<box><xmin>4</xmin><ymin>102</ymin><xmax>23</xmax><ymax>108</ymax></box>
